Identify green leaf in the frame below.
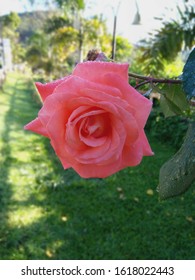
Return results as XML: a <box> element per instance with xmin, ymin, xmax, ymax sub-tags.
<box><xmin>182</xmin><ymin>48</ymin><xmax>195</xmax><ymax>99</ymax></box>
<box><xmin>158</xmin><ymin>84</ymin><xmax>190</xmax><ymax>117</ymax></box>
<box><xmin>157</xmin><ymin>121</ymin><xmax>195</xmax><ymax>199</ymax></box>
<box><xmin>159</xmin><ymin>95</ymin><xmax>177</xmax><ymax>117</ymax></box>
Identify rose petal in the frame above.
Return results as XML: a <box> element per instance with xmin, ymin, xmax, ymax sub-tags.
<box><xmin>35</xmin><ymin>75</ymin><xmax>70</xmax><ymax>102</ymax></box>
<box><xmin>78</xmin><ymin>114</ymin><xmax>109</xmax><ymax>147</ymax></box>
<box><xmin>79</xmin><ymin>88</ymin><xmax>139</xmax><ymax>143</ymax></box>
<box><xmin>103</xmin><ymin>73</ymin><xmax>153</xmax><ymax>128</ymax></box>
<box><xmin>121</xmin><ymin>130</ymin><xmax>153</xmax><ymax>167</ymax></box>
<box><xmin>53</xmin><ymin>75</ymin><xmax>122</xmax><ymax>99</ymax></box>
<box><xmin>75</xmin><ymin>119</ymin><xmax>126</xmax><ymax>164</ymax></box>
<box><xmin>73</xmin><ymin>61</ymin><xmax>129</xmax><ymax>84</ymax></box>
<box><xmin>38</xmin><ymin>92</ymin><xmax>72</xmax><ymax>128</ymax></box>
<box><xmin>66</xmin><ymin>106</ymin><xmax>108</xmax><ymax>148</ymax></box>
<box><xmin>122</xmin><ymin>142</ymin><xmax>143</xmax><ymax>167</ymax></box>
<box><xmin>46</xmin><ymin>107</ymin><xmax>68</xmax><ymax>157</ymax></box>
<box><xmin>67</xmin><ymin>155</ymin><xmax>123</xmax><ymax>178</ymax></box>
<box><xmin>139</xmin><ymin>130</ymin><xmax>154</xmax><ymax>156</ymax></box>
<box><xmin>68</xmin><ymin>106</ymin><xmax>105</xmax><ymax>127</ymax></box>
<box><xmin>57</xmin><ymin>156</ymin><xmax>71</xmax><ymax>169</ymax></box>
<box><xmin>24</xmin><ymin>117</ymin><xmax>49</xmax><ymax>137</ymax></box>
<box><xmin>79</xmin><ymin>88</ymin><xmax>128</xmax><ymax>109</ymax></box>
<box><xmin>66</xmin><ymin>122</ymin><xmax>86</xmax><ymax>150</ymax></box>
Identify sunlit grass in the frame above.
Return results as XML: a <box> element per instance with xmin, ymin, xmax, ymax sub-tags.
<box><xmin>8</xmin><ymin>206</ymin><xmax>44</xmax><ymax>227</ymax></box>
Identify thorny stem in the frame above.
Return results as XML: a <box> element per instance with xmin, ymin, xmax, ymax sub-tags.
<box><xmin>134</xmin><ymin>80</ymin><xmax>150</xmax><ymax>89</ymax></box>
<box><xmin>128</xmin><ymin>72</ymin><xmax>182</xmax><ymax>88</ymax></box>
<box><xmin>130</xmin><ymin>72</ymin><xmax>195</xmax><ymax>107</ymax></box>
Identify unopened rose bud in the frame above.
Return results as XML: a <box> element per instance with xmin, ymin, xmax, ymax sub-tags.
<box><xmin>86</xmin><ymin>49</ymin><xmax>108</xmax><ymax>62</ymax></box>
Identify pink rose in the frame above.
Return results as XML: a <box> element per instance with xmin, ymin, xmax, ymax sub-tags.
<box><xmin>24</xmin><ymin>62</ymin><xmax>153</xmax><ymax>178</ymax></box>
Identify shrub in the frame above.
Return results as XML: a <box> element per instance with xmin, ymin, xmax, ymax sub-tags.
<box><xmin>145</xmin><ymin>108</ymin><xmax>188</xmax><ymax>150</ymax></box>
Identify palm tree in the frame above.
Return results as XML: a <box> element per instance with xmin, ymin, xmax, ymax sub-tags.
<box><xmin>138</xmin><ymin>2</ymin><xmax>195</xmax><ymax>74</ymax></box>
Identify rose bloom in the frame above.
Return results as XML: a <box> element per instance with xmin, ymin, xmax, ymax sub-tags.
<box><xmin>24</xmin><ymin>62</ymin><xmax>153</xmax><ymax>178</ymax></box>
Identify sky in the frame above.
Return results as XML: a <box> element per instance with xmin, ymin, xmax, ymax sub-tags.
<box><xmin>0</xmin><ymin>0</ymin><xmax>191</xmax><ymax>43</ymax></box>
<box><xmin>84</xmin><ymin>0</ymin><xmax>188</xmax><ymax>43</ymax></box>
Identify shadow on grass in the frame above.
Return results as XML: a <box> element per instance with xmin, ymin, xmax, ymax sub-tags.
<box><xmin>0</xmin><ymin>76</ymin><xmax>29</xmax><ymax>257</ymax></box>
<box><xmin>0</xmin><ymin>73</ymin><xmax>195</xmax><ymax>260</ymax></box>
<box><xmin>0</xmin><ymin>74</ymin><xmax>42</xmax><ymax>259</ymax></box>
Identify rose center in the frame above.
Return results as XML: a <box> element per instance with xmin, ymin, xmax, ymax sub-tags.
<box><xmin>80</xmin><ymin>114</ymin><xmax>109</xmax><ymax>138</ymax></box>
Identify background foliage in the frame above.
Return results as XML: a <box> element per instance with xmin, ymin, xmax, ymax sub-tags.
<box><xmin>137</xmin><ymin>2</ymin><xmax>194</xmax><ymax>75</ymax></box>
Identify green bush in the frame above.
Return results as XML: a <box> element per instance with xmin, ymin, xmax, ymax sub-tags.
<box><xmin>145</xmin><ymin>108</ymin><xmax>188</xmax><ymax>150</ymax></box>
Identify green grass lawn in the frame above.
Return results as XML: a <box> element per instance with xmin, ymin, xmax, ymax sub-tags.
<box><xmin>0</xmin><ymin>72</ymin><xmax>195</xmax><ymax>260</ymax></box>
